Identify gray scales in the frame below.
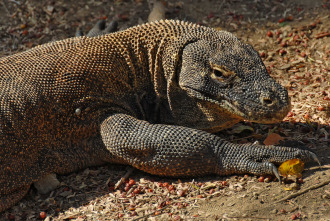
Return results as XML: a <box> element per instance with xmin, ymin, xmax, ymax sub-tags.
<box><xmin>0</xmin><ymin>20</ymin><xmax>318</xmax><ymax>212</ymax></box>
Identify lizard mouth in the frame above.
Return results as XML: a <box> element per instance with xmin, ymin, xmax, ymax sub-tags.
<box><xmin>231</xmin><ymin>98</ymin><xmax>292</xmax><ymax>123</ymax></box>
<box><xmin>190</xmin><ymin>89</ymin><xmax>291</xmax><ymax>124</ymax></box>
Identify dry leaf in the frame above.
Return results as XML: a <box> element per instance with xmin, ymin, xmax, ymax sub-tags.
<box><xmin>278</xmin><ymin>159</ymin><xmax>304</xmax><ymax>178</ymax></box>
<box><xmin>263</xmin><ymin>133</ymin><xmax>284</xmax><ymax>145</ymax></box>
<box><xmin>230</xmin><ymin>125</ymin><xmax>254</xmax><ymax>134</ymax></box>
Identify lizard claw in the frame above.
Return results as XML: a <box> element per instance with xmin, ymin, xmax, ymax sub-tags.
<box><xmin>244</xmin><ymin>161</ymin><xmax>282</xmax><ymax>182</ymax></box>
<box><xmin>271</xmin><ymin>163</ymin><xmax>281</xmax><ymax>183</ymax></box>
<box><xmin>75</xmin><ymin>29</ymin><xmax>84</xmax><ymax>37</ymax></box>
<box><xmin>310</xmin><ymin>152</ymin><xmax>321</xmax><ymax>167</ymax></box>
<box><xmin>103</xmin><ymin>20</ymin><xmax>118</xmax><ymax>34</ymax></box>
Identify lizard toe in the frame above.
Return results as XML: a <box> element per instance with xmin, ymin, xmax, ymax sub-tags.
<box><xmin>247</xmin><ymin>144</ymin><xmax>319</xmax><ymax>165</ymax></box>
<box><xmin>243</xmin><ymin>161</ymin><xmax>281</xmax><ymax>182</ymax></box>
<box><xmin>104</xmin><ymin>20</ymin><xmax>118</xmax><ymax>33</ymax></box>
<box><xmin>86</xmin><ymin>20</ymin><xmax>118</xmax><ymax>37</ymax></box>
<box><xmin>219</xmin><ymin>143</ymin><xmax>319</xmax><ymax>179</ymax></box>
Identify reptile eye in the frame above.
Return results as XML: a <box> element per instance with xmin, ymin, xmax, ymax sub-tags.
<box><xmin>210</xmin><ymin>63</ymin><xmax>236</xmax><ymax>81</ymax></box>
<box><xmin>213</xmin><ymin>69</ymin><xmax>223</xmax><ymax>78</ymax></box>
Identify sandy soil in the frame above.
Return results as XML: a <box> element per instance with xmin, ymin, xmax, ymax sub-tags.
<box><xmin>0</xmin><ymin>0</ymin><xmax>329</xmax><ymax>220</ymax></box>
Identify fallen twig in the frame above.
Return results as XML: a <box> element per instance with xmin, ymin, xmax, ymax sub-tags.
<box><xmin>227</xmin><ymin>216</ymin><xmax>271</xmax><ymax>220</ymax></box>
<box><xmin>315</xmin><ymin>32</ymin><xmax>330</xmax><ymax>39</ymax></box>
<box><xmin>274</xmin><ymin>179</ymin><xmax>330</xmax><ymax>203</ymax></box>
<box><xmin>114</xmin><ymin>166</ymin><xmax>135</xmax><ymax>190</ymax></box>
<box><xmin>1</xmin><ymin>1</ymin><xmax>10</xmax><ymax>15</ymax></box>
<box><xmin>133</xmin><ymin>205</ymin><xmax>170</xmax><ymax>221</ymax></box>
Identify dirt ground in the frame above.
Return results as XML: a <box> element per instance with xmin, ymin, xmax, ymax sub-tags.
<box><xmin>0</xmin><ymin>0</ymin><xmax>329</xmax><ymax>220</ymax></box>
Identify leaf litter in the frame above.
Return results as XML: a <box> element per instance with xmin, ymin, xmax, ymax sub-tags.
<box><xmin>0</xmin><ymin>0</ymin><xmax>329</xmax><ymax>220</ymax></box>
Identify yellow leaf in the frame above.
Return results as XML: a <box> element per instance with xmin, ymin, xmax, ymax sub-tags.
<box><xmin>278</xmin><ymin>159</ymin><xmax>304</xmax><ymax>178</ymax></box>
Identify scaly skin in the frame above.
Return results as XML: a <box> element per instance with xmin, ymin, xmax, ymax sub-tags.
<box><xmin>0</xmin><ymin>20</ymin><xmax>316</xmax><ymax>212</ymax></box>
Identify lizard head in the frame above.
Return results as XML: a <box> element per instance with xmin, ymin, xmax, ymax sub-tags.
<box><xmin>175</xmin><ymin>31</ymin><xmax>291</xmax><ymax>132</ymax></box>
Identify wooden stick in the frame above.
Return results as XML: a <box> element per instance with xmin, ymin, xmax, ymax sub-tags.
<box><xmin>315</xmin><ymin>32</ymin><xmax>330</xmax><ymax>39</ymax></box>
<box><xmin>274</xmin><ymin>179</ymin><xmax>330</xmax><ymax>203</ymax></box>
<box><xmin>114</xmin><ymin>166</ymin><xmax>135</xmax><ymax>190</ymax></box>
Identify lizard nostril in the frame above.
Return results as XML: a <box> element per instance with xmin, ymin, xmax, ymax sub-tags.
<box><xmin>263</xmin><ymin>98</ymin><xmax>273</xmax><ymax>106</ymax></box>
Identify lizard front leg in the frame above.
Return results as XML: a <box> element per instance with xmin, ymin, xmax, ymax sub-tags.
<box><xmin>100</xmin><ymin>114</ymin><xmax>318</xmax><ymax>178</ymax></box>
<box><xmin>32</xmin><ymin>20</ymin><xmax>119</xmax><ymax>195</ymax></box>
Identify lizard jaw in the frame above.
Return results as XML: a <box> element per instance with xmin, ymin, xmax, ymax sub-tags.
<box><xmin>192</xmin><ymin>90</ymin><xmax>291</xmax><ymax>124</ymax></box>
<box><xmin>221</xmin><ymin>98</ymin><xmax>292</xmax><ymax>124</ymax></box>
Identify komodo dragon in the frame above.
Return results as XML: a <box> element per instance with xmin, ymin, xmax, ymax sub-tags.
<box><xmin>0</xmin><ymin>20</ymin><xmax>318</xmax><ymax>212</ymax></box>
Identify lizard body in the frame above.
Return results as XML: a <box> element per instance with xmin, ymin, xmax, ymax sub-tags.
<box><xmin>0</xmin><ymin>20</ymin><xmax>316</xmax><ymax>212</ymax></box>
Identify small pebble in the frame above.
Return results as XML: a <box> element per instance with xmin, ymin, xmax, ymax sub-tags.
<box><xmin>280</xmin><ymin>209</ymin><xmax>287</xmax><ymax>214</ymax></box>
<box><xmin>322</xmin><ymin>194</ymin><xmax>329</xmax><ymax>199</ymax></box>
<box><xmin>271</xmin><ymin>209</ymin><xmax>278</xmax><ymax>214</ymax></box>
<box><xmin>75</xmin><ymin>108</ymin><xmax>81</xmax><ymax>115</ymax></box>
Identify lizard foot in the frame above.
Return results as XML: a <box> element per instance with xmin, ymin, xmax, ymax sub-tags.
<box><xmin>76</xmin><ymin>19</ymin><xmax>118</xmax><ymax>37</ymax></box>
<box><xmin>33</xmin><ymin>173</ymin><xmax>60</xmax><ymax>194</ymax></box>
<box><xmin>219</xmin><ymin>143</ymin><xmax>320</xmax><ymax>182</ymax></box>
